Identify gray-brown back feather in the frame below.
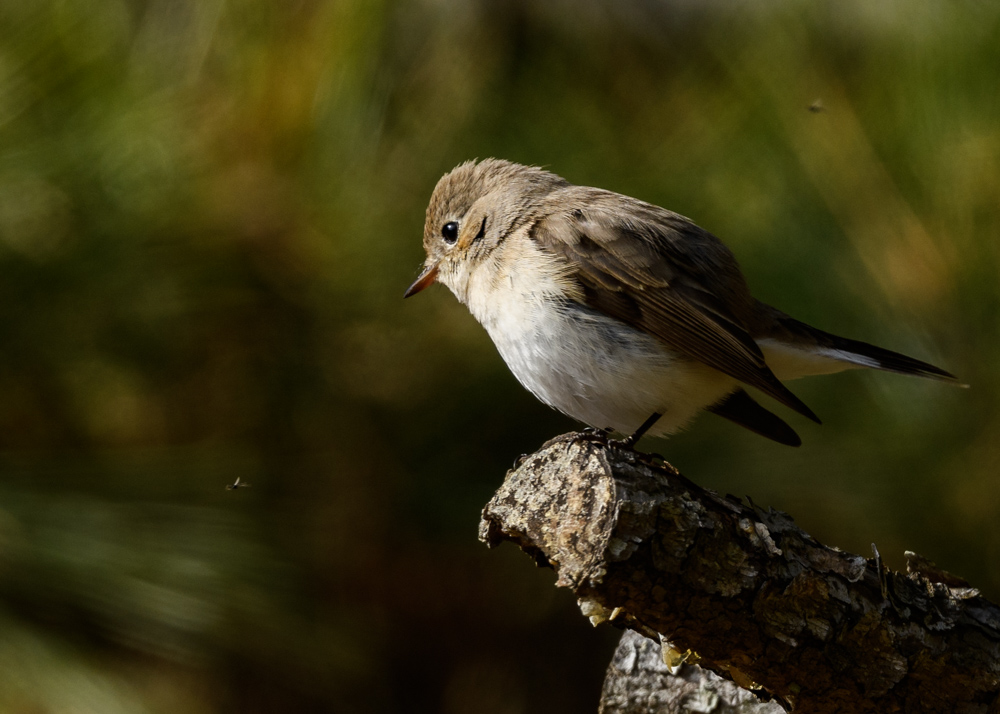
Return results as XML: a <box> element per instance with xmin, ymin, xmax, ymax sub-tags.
<box><xmin>529</xmin><ymin>190</ymin><xmax>821</xmax><ymax>423</ymax></box>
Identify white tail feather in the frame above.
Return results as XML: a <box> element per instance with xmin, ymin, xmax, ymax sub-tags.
<box><xmin>758</xmin><ymin>338</ymin><xmax>878</xmax><ymax>381</ymax></box>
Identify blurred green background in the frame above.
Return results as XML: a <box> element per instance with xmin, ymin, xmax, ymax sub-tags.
<box><xmin>0</xmin><ymin>0</ymin><xmax>997</xmax><ymax>711</ymax></box>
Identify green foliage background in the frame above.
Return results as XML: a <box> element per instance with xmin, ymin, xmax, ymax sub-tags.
<box><xmin>0</xmin><ymin>1</ymin><xmax>997</xmax><ymax>711</ymax></box>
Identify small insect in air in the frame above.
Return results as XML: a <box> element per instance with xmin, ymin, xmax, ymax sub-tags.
<box><xmin>808</xmin><ymin>99</ymin><xmax>825</xmax><ymax>113</ymax></box>
<box><xmin>226</xmin><ymin>477</ymin><xmax>251</xmax><ymax>491</ymax></box>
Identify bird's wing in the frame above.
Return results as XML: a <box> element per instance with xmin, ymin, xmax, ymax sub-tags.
<box><xmin>531</xmin><ymin>192</ymin><xmax>819</xmax><ymax>423</ymax></box>
<box><xmin>707</xmin><ymin>388</ymin><xmax>801</xmax><ymax>446</ymax></box>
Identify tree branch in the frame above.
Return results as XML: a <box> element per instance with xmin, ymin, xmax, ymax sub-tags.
<box><xmin>599</xmin><ymin>630</ymin><xmax>784</xmax><ymax>714</ymax></box>
<box><xmin>478</xmin><ymin>432</ymin><xmax>1000</xmax><ymax>713</ymax></box>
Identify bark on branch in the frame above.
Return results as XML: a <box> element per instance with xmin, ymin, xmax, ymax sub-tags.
<box><xmin>599</xmin><ymin>629</ymin><xmax>784</xmax><ymax>713</ymax></box>
<box><xmin>478</xmin><ymin>433</ymin><xmax>1000</xmax><ymax>713</ymax></box>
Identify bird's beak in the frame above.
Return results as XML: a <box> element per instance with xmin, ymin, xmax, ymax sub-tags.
<box><xmin>403</xmin><ymin>263</ymin><xmax>439</xmax><ymax>298</ymax></box>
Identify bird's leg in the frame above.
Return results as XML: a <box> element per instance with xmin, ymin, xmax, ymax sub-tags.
<box><xmin>612</xmin><ymin>412</ymin><xmax>663</xmax><ymax>449</ymax></box>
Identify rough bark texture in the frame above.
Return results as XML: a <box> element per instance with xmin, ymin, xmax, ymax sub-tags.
<box><xmin>600</xmin><ymin>630</ymin><xmax>783</xmax><ymax>714</ymax></box>
<box><xmin>478</xmin><ymin>432</ymin><xmax>1000</xmax><ymax>713</ymax></box>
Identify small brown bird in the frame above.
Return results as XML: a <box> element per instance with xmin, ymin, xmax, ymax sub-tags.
<box><xmin>405</xmin><ymin>159</ymin><xmax>957</xmax><ymax>446</ymax></box>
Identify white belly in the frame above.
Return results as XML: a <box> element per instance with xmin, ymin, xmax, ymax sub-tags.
<box><xmin>489</xmin><ymin>301</ymin><xmax>735</xmax><ymax>436</ymax></box>
<box><xmin>456</xmin><ymin>254</ymin><xmax>736</xmax><ymax>437</ymax></box>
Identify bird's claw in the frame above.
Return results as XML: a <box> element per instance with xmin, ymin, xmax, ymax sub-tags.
<box><xmin>579</xmin><ymin>426</ymin><xmax>615</xmax><ymax>446</ymax></box>
<box><xmin>609</xmin><ymin>435</ymin><xmax>638</xmax><ymax>450</ymax></box>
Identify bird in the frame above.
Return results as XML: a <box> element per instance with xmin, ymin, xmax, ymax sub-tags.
<box><xmin>404</xmin><ymin>159</ymin><xmax>958</xmax><ymax>447</ymax></box>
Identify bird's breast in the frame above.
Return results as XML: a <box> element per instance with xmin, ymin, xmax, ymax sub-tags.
<box><xmin>458</xmin><ymin>244</ymin><xmax>735</xmax><ymax>435</ymax></box>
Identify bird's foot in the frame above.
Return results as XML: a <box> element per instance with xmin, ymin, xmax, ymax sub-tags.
<box><xmin>608</xmin><ymin>412</ymin><xmax>663</xmax><ymax>451</ymax></box>
<box><xmin>578</xmin><ymin>426</ymin><xmax>615</xmax><ymax>445</ymax></box>
<box><xmin>609</xmin><ymin>434</ymin><xmax>639</xmax><ymax>450</ymax></box>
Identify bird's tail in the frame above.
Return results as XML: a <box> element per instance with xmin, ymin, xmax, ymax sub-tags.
<box><xmin>753</xmin><ymin>302</ymin><xmax>962</xmax><ymax>385</ymax></box>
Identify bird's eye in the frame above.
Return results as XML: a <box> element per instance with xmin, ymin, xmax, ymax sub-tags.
<box><xmin>441</xmin><ymin>221</ymin><xmax>459</xmax><ymax>244</ymax></box>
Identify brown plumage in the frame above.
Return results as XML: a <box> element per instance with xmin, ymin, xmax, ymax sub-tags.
<box><xmin>406</xmin><ymin>159</ymin><xmax>958</xmax><ymax>445</ymax></box>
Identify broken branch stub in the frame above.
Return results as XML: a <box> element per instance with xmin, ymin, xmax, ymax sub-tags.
<box><xmin>478</xmin><ymin>432</ymin><xmax>1000</xmax><ymax>713</ymax></box>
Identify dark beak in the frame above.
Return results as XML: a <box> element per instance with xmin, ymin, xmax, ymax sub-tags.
<box><xmin>403</xmin><ymin>263</ymin><xmax>439</xmax><ymax>298</ymax></box>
